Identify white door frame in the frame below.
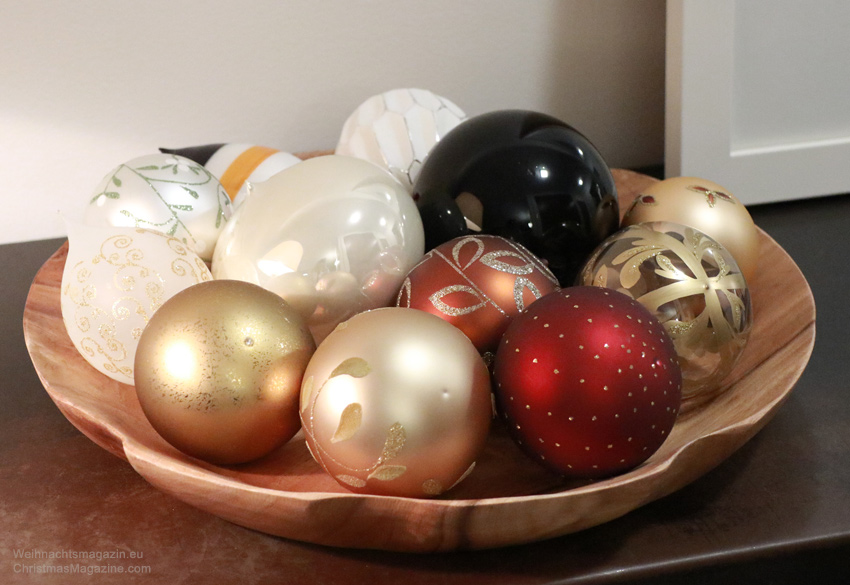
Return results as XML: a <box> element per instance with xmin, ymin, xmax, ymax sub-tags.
<box><xmin>666</xmin><ymin>0</ymin><xmax>850</xmax><ymax>205</ymax></box>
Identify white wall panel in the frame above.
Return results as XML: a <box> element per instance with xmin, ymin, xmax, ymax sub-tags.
<box><xmin>1</xmin><ymin>0</ymin><xmax>665</xmax><ymax>244</ymax></box>
<box><xmin>667</xmin><ymin>0</ymin><xmax>850</xmax><ymax>204</ymax></box>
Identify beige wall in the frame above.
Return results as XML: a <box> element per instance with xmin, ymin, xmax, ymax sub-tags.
<box><xmin>1</xmin><ymin>0</ymin><xmax>665</xmax><ymax>244</ymax></box>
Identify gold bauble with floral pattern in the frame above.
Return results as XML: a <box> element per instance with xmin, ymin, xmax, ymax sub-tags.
<box><xmin>299</xmin><ymin>307</ymin><xmax>492</xmax><ymax>497</ymax></box>
<box><xmin>579</xmin><ymin>221</ymin><xmax>753</xmax><ymax>406</ymax></box>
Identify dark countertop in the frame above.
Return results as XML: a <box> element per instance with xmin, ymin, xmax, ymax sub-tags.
<box><xmin>2</xmin><ymin>193</ymin><xmax>849</xmax><ymax>584</ymax></box>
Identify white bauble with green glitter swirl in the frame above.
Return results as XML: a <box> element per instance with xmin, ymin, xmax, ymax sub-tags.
<box><xmin>85</xmin><ymin>153</ymin><xmax>232</xmax><ymax>261</ymax></box>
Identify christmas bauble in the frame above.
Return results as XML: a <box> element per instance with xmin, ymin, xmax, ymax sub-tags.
<box><xmin>161</xmin><ymin>143</ymin><xmax>301</xmax><ymax>208</ymax></box>
<box><xmin>60</xmin><ymin>222</ymin><xmax>212</xmax><ymax>383</ymax></box>
<box><xmin>335</xmin><ymin>88</ymin><xmax>466</xmax><ymax>192</ymax></box>
<box><xmin>134</xmin><ymin>280</ymin><xmax>316</xmax><ymax>465</ymax></box>
<box><xmin>396</xmin><ymin>235</ymin><xmax>559</xmax><ymax>353</ymax></box>
<box><xmin>300</xmin><ymin>308</ymin><xmax>491</xmax><ymax>497</ymax></box>
<box><xmin>493</xmin><ymin>286</ymin><xmax>682</xmax><ymax>478</ymax></box>
<box><xmin>85</xmin><ymin>153</ymin><xmax>232</xmax><ymax>261</ymax></box>
<box><xmin>211</xmin><ymin>155</ymin><xmax>425</xmax><ymax>343</ymax></box>
<box><xmin>412</xmin><ymin>109</ymin><xmax>619</xmax><ymax>285</ymax></box>
<box><xmin>578</xmin><ymin>221</ymin><xmax>752</xmax><ymax>405</ymax></box>
<box><xmin>621</xmin><ymin>176</ymin><xmax>759</xmax><ymax>283</ymax></box>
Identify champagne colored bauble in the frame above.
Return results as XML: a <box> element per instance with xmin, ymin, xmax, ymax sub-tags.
<box><xmin>85</xmin><ymin>153</ymin><xmax>232</xmax><ymax>261</ymax></box>
<box><xmin>621</xmin><ymin>176</ymin><xmax>759</xmax><ymax>283</ymax></box>
<box><xmin>211</xmin><ymin>155</ymin><xmax>425</xmax><ymax>343</ymax></box>
<box><xmin>397</xmin><ymin>235</ymin><xmax>559</xmax><ymax>353</ymax></box>
<box><xmin>579</xmin><ymin>221</ymin><xmax>753</xmax><ymax>405</ymax></box>
<box><xmin>134</xmin><ymin>280</ymin><xmax>316</xmax><ymax>465</ymax></box>
<box><xmin>412</xmin><ymin>109</ymin><xmax>619</xmax><ymax>285</ymax></box>
<box><xmin>336</xmin><ymin>88</ymin><xmax>466</xmax><ymax>192</ymax></box>
<box><xmin>493</xmin><ymin>286</ymin><xmax>682</xmax><ymax>479</ymax></box>
<box><xmin>161</xmin><ymin>143</ymin><xmax>301</xmax><ymax>208</ymax></box>
<box><xmin>60</xmin><ymin>223</ymin><xmax>212</xmax><ymax>384</ymax></box>
<box><xmin>300</xmin><ymin>308</ymin><xmax>491</xmax><ymax>497</ymax></box>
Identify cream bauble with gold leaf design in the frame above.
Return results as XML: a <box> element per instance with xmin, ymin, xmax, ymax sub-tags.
<box><xmin>299</xmin><ymin>307</ymin><xmax>491</xmax><ymax>497</ymax></box>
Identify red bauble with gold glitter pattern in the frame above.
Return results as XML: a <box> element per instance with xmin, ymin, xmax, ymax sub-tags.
<box><xmin>397</xmin><ymin>235</ymin><xmax>559</xmax><ymax>353</ymax></box>
<box><xmin>493</xmin><ymin>286</ymin><xmax>682</xmax><ymax>478</ymax></box>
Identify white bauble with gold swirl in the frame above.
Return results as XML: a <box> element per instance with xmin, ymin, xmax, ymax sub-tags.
<box><xmin>60</xmin><ymin>222</ymin><xmax>212</xmax><ymax>383</ymax></box>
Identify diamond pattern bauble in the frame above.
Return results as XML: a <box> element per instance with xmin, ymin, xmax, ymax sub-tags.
<box><xmin>336</xmin><ymin>88</ymin><xmax>466</xmax><ymax>192</ymax></box>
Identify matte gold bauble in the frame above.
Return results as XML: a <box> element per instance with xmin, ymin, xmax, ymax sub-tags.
<box><xmin>621</xmin><ymin>177</ymin><xmax>759</xmax><ymax>284</ymax></box>
<box><xmin>579</xmin><ymin>221</ymin><xmax>752</xmax><ymax>407</ymax></box>
<box><xmin>134</xmin><ymin>280</ymin><xmax>316</xmax><ymax>464</ymax></box>
<box><xmin>300</xmin><ymin>308</ymin><xmax>492</xmax><ymax>497</ymax></box>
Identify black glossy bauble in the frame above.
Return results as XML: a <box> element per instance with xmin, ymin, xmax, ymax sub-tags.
<box><xmin>412</xmin><ymin>110</ymin><xmax>619</xmax><ymax>285</ymax></box>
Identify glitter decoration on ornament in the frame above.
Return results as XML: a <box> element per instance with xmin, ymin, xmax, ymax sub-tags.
<box><xmin>85</xmin><ymin>153</ymin><xmax>232</xmax><ymax>261</ymax></box>
<box><xmin>299</xmin><ymin>308</ymin><xmax>491</xmax><ymax>497</ymax></box>
<box><xmin>60</xmin><ymin>223</ymin><xmax>212</xmax><ymax>383</ymax></box>
<box><xmin>397</xmin><ymin>235</ymin><xmax>559</xmax><ymax>353</ymax></box>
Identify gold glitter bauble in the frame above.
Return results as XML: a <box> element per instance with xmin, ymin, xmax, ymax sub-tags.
<box><xmin>300</xmin><ymin>308</ymin><xmax>492</xmax><ymax>497</ymax></box>
<box><xmin>621</xmin><ymin>176</ymin><xmax>759</xmax><ymax>284</ymax></box>
<box><xmin>134</xmin><ymin>280</ymin><xmax>316</xmax><ymax>464</ymax></box>
<box><xmin>579</xmin><ymin>221</ymin><xmax>752</xmax><ymax>406</ymax></box>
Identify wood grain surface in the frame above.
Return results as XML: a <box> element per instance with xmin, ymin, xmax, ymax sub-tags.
<box><xmin>22</xmin><ymin>168</ymin><xmax>815</xmax><ymax>552</ymax></box>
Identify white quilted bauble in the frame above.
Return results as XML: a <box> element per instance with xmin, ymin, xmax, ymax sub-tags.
<box><xmin>335</xmin><ymin>88</ymin><xmax>466</xmax><ymax>192</ymax></box>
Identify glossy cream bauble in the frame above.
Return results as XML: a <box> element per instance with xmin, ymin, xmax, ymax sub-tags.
<box><xmin>212</xmin><ymin>155</ymin><xmax>425</xmax><ymax>342</ymax></box>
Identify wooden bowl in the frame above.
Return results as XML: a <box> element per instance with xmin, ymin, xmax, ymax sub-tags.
<box><xmin>22</xmin><ymin>169</ymin><xmax>815</xmax><ymax>552</ymax></box>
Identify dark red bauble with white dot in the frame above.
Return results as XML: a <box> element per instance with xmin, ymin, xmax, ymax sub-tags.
<box><xmin>493</xmin><ymin>286</ymin><xmax>682</xmax><ymax>479</ymax></box>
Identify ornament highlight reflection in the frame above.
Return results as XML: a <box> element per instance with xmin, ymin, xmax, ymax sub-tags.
<box><xmin>134</xmin><ymin>280</ymin><xmax>316</xmax><ymax>465</ymax></box>
<box><xmin>212</xmin><ymin>155</ymin><xmax>425</xmax><ymax>342</ymax></box>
